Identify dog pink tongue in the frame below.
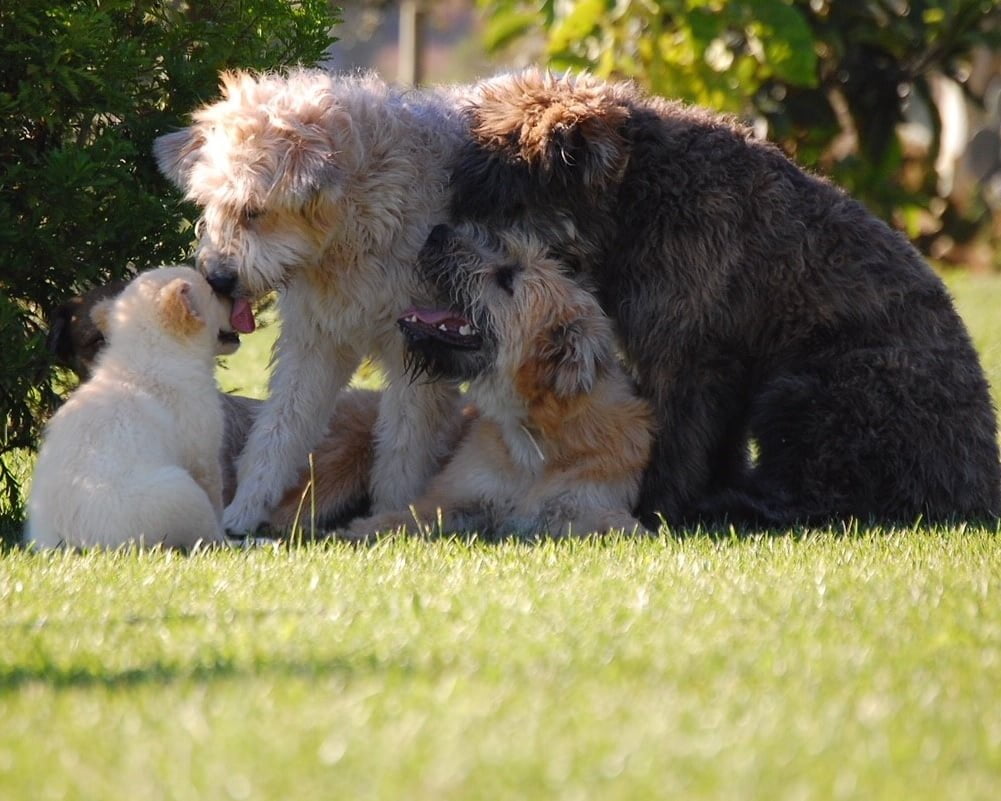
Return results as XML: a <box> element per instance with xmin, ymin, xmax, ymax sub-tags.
<box><xmin>401</xmin><ymin>307</ymin><xmax>460</xmax><ymax>325</ymax></box>
<box><xmin>231</xmin><ymin>299</ymin><xmax>256</xmax><ymax>334</ymax></box>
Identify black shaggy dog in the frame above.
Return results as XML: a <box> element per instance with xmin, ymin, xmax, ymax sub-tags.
<box><xmin>441</xmin><ymin>69</ymin><xmax>1001</xmax><ymax>528</ymax></box>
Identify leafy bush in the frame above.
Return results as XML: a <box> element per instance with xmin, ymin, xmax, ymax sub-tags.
<box><xmin>0</xmin><ymin>0</ymin><xmax>338</xmax><ymax>538</ymax></box>
<box><xmin>481</xmin><ymin>0</ymin><xmax>1001</xmax><ymax>256</ymax></box>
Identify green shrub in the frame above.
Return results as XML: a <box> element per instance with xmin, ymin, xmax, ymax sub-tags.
<box><xmin>0</xmin><ymin>0</ymin><xmax>338</xmax><ymax>541</ymax></box>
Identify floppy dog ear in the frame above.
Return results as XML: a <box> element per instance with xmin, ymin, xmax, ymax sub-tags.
<box><xmin>154</xmin><ymin>128</ymin><xmax>204</xmax><ymax>190</ymax></box>
<box><xmin>158</xmin><ymin>278</ymin><xmax>204</xmax><ymax>336</ymax></box>
<box><xmin>472</xmin><ymin>71</ymin><xmax>630</xmax><ymax>191</ymax></box>
<box><xmin>45</xmin><ymin>300</ymin><xmax>79</xmax><ymax>366</ymax></box>
<box><xmin>534</xmin><ymin>310</ymin><xmax>613</xmax><ymax>399</ymax></box>
<box><xmin>272</xmin><ymin>136</ymin><xmax>346</xmax><ymax>203</ymax></box>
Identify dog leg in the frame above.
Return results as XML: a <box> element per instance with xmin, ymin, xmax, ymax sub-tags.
<box><xmin>269</xmin><ymin>389</ymin><xmax>381</xmax><ymax>534</ymax></box>
<box><xmin>224</xmin><ymin>326</ymin><xmax>360</xmax><ymax>534</ymax></box>
<box><xmin>369</xmin><ymin>378</ymin><xmax>460</xmax><ymax>512</ymax></box>
<box><xmin>636</xmin><ymin>350</ymin><xmax>751</xmax><ymax>526</ymax></box>
<box><xmin>342</xmin><ymin>440</ymin><xmax>491</xmax><ymax>540</ymax></box>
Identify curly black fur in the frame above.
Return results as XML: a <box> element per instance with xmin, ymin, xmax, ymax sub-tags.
<box><xmin>445</xmin><ymin>70</ymin><xmax>1001</xmax><ymax>528</ymax></box>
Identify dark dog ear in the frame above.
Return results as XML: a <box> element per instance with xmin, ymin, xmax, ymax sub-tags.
<box><xmin>541</xmin><ymin>110</ymin><xmax>630</xmax><ymax>189</ymax></box>
<box><xmin>154</xmin><ymin>128</ymin><xmax>205</xmax><ymax>190</ymax></box>
<box><xmin>45</xmin><ymin>301</ymin><xmax>78</xmax><ymax>366</ymax></box>
<box><xmin>535</xmin><ymin>310</ymin><xmax>613</xmax><ymax>398</ymax></box>
<box><xmin>472</xmin><ymin>71</ymin><xmax>631</xmax><ymax>191</ymax></box>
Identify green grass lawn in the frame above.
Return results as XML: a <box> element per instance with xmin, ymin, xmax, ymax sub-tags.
<box><xmin>2</xmin><ymin>273</ymin><xmax>1001</xmax><ymax>799</ymax></box>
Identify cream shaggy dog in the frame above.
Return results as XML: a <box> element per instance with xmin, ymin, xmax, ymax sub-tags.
<box><xmin>154</xmin><ymin>69</ymin><xmax>469</xmax><ymax>534</ymax></box>
<box><xmin>344</xmin><ymin>224</ymin><xmax>654</xmax><ymax>540</ymax></box>
<box><xmin>26</xmin><ymin>267</ymin><xmax>234</xmax><ymax>549</ymax></box>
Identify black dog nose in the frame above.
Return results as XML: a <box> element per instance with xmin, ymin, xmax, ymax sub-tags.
<box><xmin>205</xmin><ymin>269</ymin><xmax>238</xmax><ymax>296</ymax></box>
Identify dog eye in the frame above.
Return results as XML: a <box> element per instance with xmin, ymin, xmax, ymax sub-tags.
<box><xmin>495</xmin><ymin>265</ymin><xmax>517</xmax><ymax>295</ymax></box>
<box><xmin>243</xmin><ymin>208</ymin><xmax>265</xmax><ymax>223</ymax></box>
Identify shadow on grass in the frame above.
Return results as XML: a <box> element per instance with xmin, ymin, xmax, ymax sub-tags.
<box><xmin>0</xmin><ymin>653</ymin><xmax>384</xmax><ymax>694</ymax></box>
<box><xmin>0</xmin><ymin>605</ymin><xmax>399</xmax><ymax>694</ymax></box>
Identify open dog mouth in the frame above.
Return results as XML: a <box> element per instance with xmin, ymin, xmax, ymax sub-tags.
<box><xmin>398</xmin><ymin>308</ymin><xmax>482</xmax><ymax>349</ymax></box>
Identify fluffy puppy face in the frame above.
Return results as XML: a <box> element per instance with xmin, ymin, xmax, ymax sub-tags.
<box><xmin>451</xmin><ymin>69</ymin><xmax>631</xmax><ymax>260</ymax></box>
<box><xmin>402</xmin><ymin>223</ymin><xmax>613</xmax><ymax>404</ymax></box>
<box><xmin>154</xmin><ymin>70</ymin><xmax>367</xmax><ymax>300</ymax></box>
<box><xmin>110</xmin><ymin>266</ymin><xmax>237</xmax><ymax>354</ymax></box>
<box><xmin>48</xmin><ymin>274</ymin><xmax>242</xmax><ymax>380</ymax></box>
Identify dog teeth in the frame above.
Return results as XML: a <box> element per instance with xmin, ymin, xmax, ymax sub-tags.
<box><xmin>407</xmin><ymin>314</ymin><xmax>418</xmax><ymax>323</ymax></box>
<box><xmin>459</xmin><ymin>324</ymin><xmax>472</xmax><ymax>336</ymax></box>
<box><xmin>438</xmin><ymin>324</ymin><xmax>448</xmax><ymax>332</ymax></box>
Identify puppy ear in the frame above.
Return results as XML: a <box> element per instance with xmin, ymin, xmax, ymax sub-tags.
<box><xmin>534</xmin><ymin>310</ymin><xmax>613</xmax><ymax>398</ymax></box>
<box><xmin>45</xmin><ymin>300</ymin><xmax>79</xmax><ymax>365</ymax></box>
<box><xmin>154</xmin><ymin>128</ymin><xmax>204</xmax><ymax>190</ymax></box>
<box><xmin>158</xmin><ymin>278</ymin><xmax>204</xmax><ymax>337</ymax></box>
<box><xmin>474</xmin><ymin>71</ymin><xmax>630</xmax><ymax>190</ymax></box>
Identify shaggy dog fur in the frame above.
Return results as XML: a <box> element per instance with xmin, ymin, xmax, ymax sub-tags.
<box><xmin>154</xmin><ymin>69</ymin><xmax>469</xmax><ymax>534</ymax></box>
<box><xmin>344</xmin><ymin>224</ymin><xmax>653</xmax><ymax>540</ymax></box>
<box><xmin>444</xmin><ymin>69</ymin><xmax>1001</xmax><ymax>527</ymax></box>
<box><xmin>45</xmin><ymin>281</ymin><xmax>468</xmax><ymax>533</ymax></box>
<box><xmin>27</xmin><ymin>267</ymin><xmax>233</xmax><ymax>549</ymax></box>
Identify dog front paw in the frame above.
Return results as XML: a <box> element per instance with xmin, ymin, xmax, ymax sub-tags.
<box><xmin>222</xmin><ymin>500</ymin><xmax>268</xmax><ymax>537</ymax></box>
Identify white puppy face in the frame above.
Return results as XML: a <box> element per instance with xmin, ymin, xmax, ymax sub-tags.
<box><xmin>109</xmin><ymin>266</ymin><xmax>236</xmax><ymax>355</ymax></box>
<box><xmin>154</xmin><ymin>70</ymin><xmax>370</xmax><ymax>299</ymax></box>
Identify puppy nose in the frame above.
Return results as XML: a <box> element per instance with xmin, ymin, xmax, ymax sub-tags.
<box><xmin>204</xmin><ymin>269</ymin><xmax>238</xmax><ymax>297</ymax></box>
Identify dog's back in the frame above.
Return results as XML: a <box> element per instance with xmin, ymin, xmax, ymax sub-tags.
<box><xmin>26</xmin><ymin>267</ymin><xmax>229</xmax><ymax>549</ymax></box>
<box><xmin>26</xmin><ymin>376</ymin><xmax>222</xmax><ymax>548</ymax></box>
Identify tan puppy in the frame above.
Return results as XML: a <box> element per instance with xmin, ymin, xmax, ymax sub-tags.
<box><xmin>45</xmin><ymin>282</ymin><xmax>466</xmax><ymax>534</ymax></box>
<box><xmin>154</xmin><ymin>69</ymin><xmax>470</xmax><ymax>535</ymax></box>
<box><xmin>27</xmin><ymin>267</ymin><xmax>234</xmax><ymax>549</ymax></box>
<box><xmin>345</xmin><ymin>225</ymin><xmax>654</xmax><ymax>540</ymax></box>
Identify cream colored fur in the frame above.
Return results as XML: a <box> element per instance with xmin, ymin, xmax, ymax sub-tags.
<box><xmin>155</xmin><ymin>69</ymin><xmax>470</xmax><ymax>534</ymax></box>
<box><xmin>26</xmin><ymin>267</ymin><xmax>231</xmax><ymax>549</ymax></box>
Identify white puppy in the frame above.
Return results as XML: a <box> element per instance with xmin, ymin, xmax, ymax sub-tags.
<box><xmin>26</xmin><ymin>267</ymin><xmax>237</xmax><ymax>549</ymax></box>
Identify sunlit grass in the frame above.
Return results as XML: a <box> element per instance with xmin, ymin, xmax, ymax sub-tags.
<box><xmin>2</xmin><ymin>530</ymin><xmax>1000</xmax><ymax>800</ymax></box>
<box><xmin>2</xmin><ymin>271</ymin><xmax>1001</xmax><ymax>799</ymax></box>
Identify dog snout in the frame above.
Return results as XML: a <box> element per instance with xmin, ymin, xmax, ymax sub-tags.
<box><xmin>204</xmin><ymin>267</ymin><xmax>238</xmax><ymax>297</ymax></box>
<box><xmin>196</xmin><ymin>250</ymin><xmax>239</xmax><ymax>296</ymax></box>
